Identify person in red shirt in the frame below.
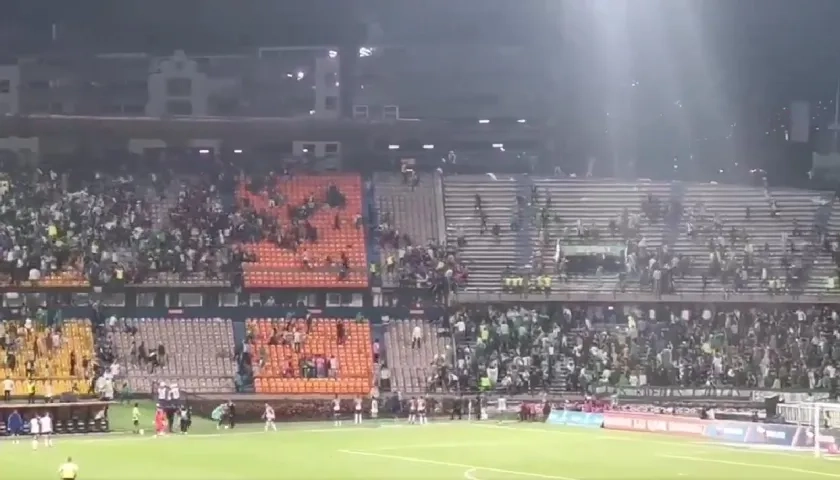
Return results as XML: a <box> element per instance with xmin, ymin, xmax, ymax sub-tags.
<box><xmin>155</xmin><ymin>408</ymin><xmax>167</xmax><ymax>436</ymax></box>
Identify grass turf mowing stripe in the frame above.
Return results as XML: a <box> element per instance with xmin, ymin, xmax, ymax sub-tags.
<box><xmin>658</xmin><ymin>454</ymin><xmax>840</xmax><ymax>478</ymax></box>
<box><xmin>339</xmin><ymin>449</ymin><xmax>580</xmax><ymax>480</ymax></box>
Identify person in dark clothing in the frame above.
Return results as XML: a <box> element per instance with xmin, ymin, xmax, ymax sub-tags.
<box><xmin>336</xmin><ymin>322</ymin><xmax>345</xmax><ymax>346</ymax></box>
<box><xmin>69</xmin><ymin>351</ymin><xmax>77</xmax><ymax>376</ymax></box>
<box><xmin>179</xmin><ymin>405</ymin><xmax>192</xmax><ymax>434</ymax></box>
<box><xmin>226</xmin><ymin>400</ymin><xmax>236</xmax><ymax>429</ymax></box>
<box><xmin>450</xmin><ymin>396</ymin><xmax>463</xmax><ymax>420</ymax></box>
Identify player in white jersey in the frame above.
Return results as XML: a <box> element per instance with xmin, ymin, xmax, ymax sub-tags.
<box><xmin>370</xmin><ymin>397</ymin><xmax>379</xmax><ymax>419</ymax></box>
<box><xmin>417</xmin><ymin>397</ymin><xmax>427</xmax><ymax>425</ymax></box>
<box><xmin>40</xmin><ymin>412</ymin><xmax>54</xmax><ymax>447</ymax></box>
<box><xmin>29</xmin><ymin>414</ymin><xmax>41</xmax><ymax>450</ymax></box>
<box><xmin>263</xmin><ymin>403</ymin><xmax>277</xmax><ymax>432</ymax></box>
<box><xmin>498</xmin><ymin>397</ymin><xmax>507</xmax><ymax>414</ymax></box>
<box><xmin>332</xmin><ymin>396</ymin><xmax>342</xmax><ymax>427</ymax></box>
<box><xmin>408</xmin><ymin>397</ymin><xmax>417</xmax><ymax>424</ymax></box>
<box><xmin>353</xmin><ymin>397</ymin><xmax>363</xmax><ymax>425</ymax></box>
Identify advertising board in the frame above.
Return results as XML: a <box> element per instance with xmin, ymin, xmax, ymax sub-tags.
<box><xmin>601</xmin><ymin>412</ymin><xmax>707</xmax><ymax>437</ymax></box>
<box><xmin>602</xmin><ymin>412</ymin><xmax>823</xmax><ymax>449</ymax></box>
<box><xmin>545</xmin><ymin>410</ymin><xmax>603</xmax><ymax>428</ymax></box>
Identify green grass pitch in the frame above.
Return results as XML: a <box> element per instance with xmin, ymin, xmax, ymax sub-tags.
<box><xmin>3</xmin><ymin>403</ymin><xmax>839</xmax><ymax>479</ymax></box>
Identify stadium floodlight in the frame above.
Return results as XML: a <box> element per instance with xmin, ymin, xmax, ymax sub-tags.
<box><xmin>778</xmin><ymin>401</ymin><xmax>840</xmax><ymax>457</ymax></box>
<box><xmin>388</xmin><ymin>145</ymin><xmax>400</xmax><ymax>150</ymax></box>
<box><xmin>422</xmin><ymin>144</ymin><xmax>434</xmax><ymax>150</ymax></box>
<box><xmin>478</xmin><ymin>119</ymin><xmax>490</xmax><ymax>124</ymax></box>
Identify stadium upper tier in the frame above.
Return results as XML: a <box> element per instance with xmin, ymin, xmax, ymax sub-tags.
<box><xmin>441</xmin><ymin>174</ymin><xmax>839</xmax><ymax>296</ymax></box>
<box><xmin>0</xmin><ymin>166</ymin><xmax>836</xmax><ymax>297</ymax></box>
<box><xmin>238</xmin><ymin>174</ymin><xmax>368</xmax><ymax>288</ymax></box>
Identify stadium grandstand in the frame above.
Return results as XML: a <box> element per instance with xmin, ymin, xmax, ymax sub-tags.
<box><xmin>0</xmin><ymin>2</ymin><xmax>839</xmax><ymax>478</ymax></box>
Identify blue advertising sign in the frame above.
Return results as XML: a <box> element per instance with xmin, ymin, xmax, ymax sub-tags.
<box><xmin>745</xmin><ymin>424</ymin><xmax>799</xmax><ymax>447</ymax></box>
<box><xmin>704</xmin><ymin>421</ymin><xmax>801</xmax><ymax>447</ymax></box>
<box><xmin>703</xmin><ymin>422</ymin><xmax>749</xmax><ymax>443</ymax></box>
<box><xmin>546</xmin><ymin>410</ymin><xmax>604</xmax><ymax>429</ymax></box>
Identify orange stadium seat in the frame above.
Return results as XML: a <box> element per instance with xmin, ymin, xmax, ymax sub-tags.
<box><xmin>238</xmin><ymin>175</ymin><xmax>368</xmax><ymax>288</ymax></box>
<box><xmin>248</xmin><ymin>318</ymin><xmax>372</xmax><ymax>395</ymax></box>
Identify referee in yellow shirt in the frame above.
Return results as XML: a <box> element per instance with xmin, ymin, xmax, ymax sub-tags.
<box><xmin>58</xmin><ymin>456</ymin><xmax>78</xmax><ymax>480</ymax></box>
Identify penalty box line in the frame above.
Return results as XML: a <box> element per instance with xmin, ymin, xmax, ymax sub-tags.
<box><xmin>339</xmin><ymin>449</ymin><xmax>580</xmax><ymax>480</ymax></box>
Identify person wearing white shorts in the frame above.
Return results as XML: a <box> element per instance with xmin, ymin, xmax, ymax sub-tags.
<box><xmin>40</xmin><ymin>412</ymin><xmax>53</xmax><ymax>447</ymax></box>
<box><xmin>29</xmin><ymin>415</ymin><xmax>40</xmax><ymax>450</ymax></box>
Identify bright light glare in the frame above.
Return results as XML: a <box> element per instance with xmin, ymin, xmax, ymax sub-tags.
<box><xmin>296</xmin><ymin>71</ymin><xmax>305</xmax><ymax>81</ymax></box>
<box><xmin>492</xmin><ymin>143</ymin><xmax>504</xmax><ymax>149</ymax></box>
<box><xmin>199</xmin><ymin>149</ymin><xmax>210</xmax><ymax>154</ymax></box>
<box><xmin>423</xmin><ymin>144</ymin><xmax>434</xmax><ymax>150</ymax></box>
<box><xmin>328</xmin><ymin>50</ymin><xmax>338</xmax><ymax>59</ymax></box>
<box><xmin>478</xmin><ymin>119</ymin><xmax>490</xmax><ymax>124</ymax></box>
<box><xmin>233</xmin><ymin>149</ymin><xmax>243</xmax><ymax>154</ymax></box>
<box><xmin>359</xmin><ymin>47</ymin><xmax>373</xmax><ymax>57</ymax></box>
<box><xmin>517</xmin><ymin>119</ymin><xmax>527</xmax><ymax>124</ymax></box>
<box><xmin>388</xmin><ymin>145</ymin><xmax>400</xmax><ymax>150</ymax></box>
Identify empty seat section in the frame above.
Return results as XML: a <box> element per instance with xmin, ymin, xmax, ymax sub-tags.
<box><xmin>248</xmin><ymin>318</ymin><xmax>372</xmax><ymax>395</ymax></box>
<box><xmin>383</xmin><ymin>319</ymin><xmax>448</xmax><ymax>393</ymax></box>
<box><xmin>110</xmin><ymin>317</ymin><xmax>236</xmax><ymax>394</ymax></box>
<box><xmin>443</xmin><ymin>175</ymin><xmax>527</xmax><ymax>291</ymax></box>
<box><xmin>239</xmin><ymin>174</ymin><xmax>368</xmax><ymax>288</ymax></box>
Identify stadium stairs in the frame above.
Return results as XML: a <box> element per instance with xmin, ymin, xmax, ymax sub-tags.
<box><xmin>232</xmin><ymin>320</ymin><xmax>255</xmax><ymax>392</ymax></box>
<box><xmin>662</xmin><ymin>181</ymin><xmax>686</xmax><ymax>247</ymax></box>
<box><xmin>444</xmin><ymin>174</ymin><xmax>533</xmax><ymax>291</ymax></box>
<box><xmin>383</xmin><ymin>318</ymin><xmax>448</xmax><ymax>394</ymax></box>
<box><xmin>547</xmin><ymin>354</ymin><xmax>572</xmax><ymax>394</ymax></box>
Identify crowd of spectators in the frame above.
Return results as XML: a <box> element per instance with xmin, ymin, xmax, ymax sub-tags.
<box><xmin>444</xmin><ymin>303</ymin><xmax>840</xmax><ymax>400</ymax></box>
<box><xmin>0</xmin><ymin>160</ymin><xmax>257</xmax><ymax>286</ymax></box>
<box><xmin>377</xmin><ymin>209</ymin><xmax>468</xmax><ymax>296</ymax></box>
<box><xmin>0</xmin><ymin>155</ymin><xmax>368</xmax><ymax>287</ymax></box>
<box><xmin>557</xmin><ymin>305</ymin><xmax>840</xmax><ymax>399</ymax></box>
<box><xmin>450</xmin><ymin>305</ymin><xmax>553</xmax><ymax>395</ymax></box>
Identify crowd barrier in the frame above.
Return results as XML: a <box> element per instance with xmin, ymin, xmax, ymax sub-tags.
<box><xmin>544</xmin><ymin>410</ymin><xmax>839</xmax><ymax>450</ymax></box>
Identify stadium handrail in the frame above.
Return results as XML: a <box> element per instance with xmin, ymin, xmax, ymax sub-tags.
<box><xmin>595</xmin><ymin>384</ymin><xmax>828</xmax><ymax>403</ymax></box>
<box><xmin>451</xmin><ymin>289</ymin><xmax>840</xmax><ymax>305</ymax></box>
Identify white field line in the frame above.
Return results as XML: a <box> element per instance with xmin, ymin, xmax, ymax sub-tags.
<box><xmin>464</xmin><ymin>468</ymin><xmax>481</xmax><ymax>480</ymax></box>
<box><xmin>658</xmin><ymin>454</ymin><xmax>840</xmax><ymax>478</ymax></box>
<box><xmin>339</xmin><ymin>449</ymin><xmax>580</xmax><ymax>480</ymax></box>
<box><xmin>473</xmin><ymin>423</ymin><xmax>815</xmax><ymax>458</ymax></box>
<box><xmin>368</xmin><ymin>441</ymin><xmax>515</xmax><ymax>452</ymax></box>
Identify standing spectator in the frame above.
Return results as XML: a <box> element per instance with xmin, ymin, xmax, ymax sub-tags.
<box><xmin>2</xmin><ymin>376</ymin><xmax>12</xmax><ymax>401</ymax></box>
<box><xmin>412</xmin><ymin>324</ymin><xmax>422</xmax><ymax>349</ymax></box>
<box><xmin>69</xmin><ymin>350</ymin><xmax>77</xmax><ymax>376</ymax></box>
<box><xmin>293</xmin><ymin>330</ymin><xmax>303</xmax><ymax>353</ymax></box>
<box><xmin>337</xmin><ymin>321</ymin><xmax>345</xmax><ymax>345</ymax></box>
